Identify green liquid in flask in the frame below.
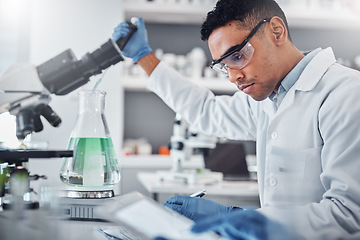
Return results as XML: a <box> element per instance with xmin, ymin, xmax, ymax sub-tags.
<box><xmin>60</xmin><ymin>137</ymin><xmax>120</xmax><ymax>187</ymax></box>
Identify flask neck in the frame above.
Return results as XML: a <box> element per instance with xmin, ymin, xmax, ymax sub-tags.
<box><xmin>78</xmin><ymin>90</ymin><xmax>105</xmax><ymax>114</ymax></box>
<box><xmin>71</xmin><ymin>90</ymin><xmax>110</xmax><ymax>138</ymax></box>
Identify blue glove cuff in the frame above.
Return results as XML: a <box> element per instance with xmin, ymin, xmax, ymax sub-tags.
<box><xmin>133</xmin><ymin>46</ymin><xmax>153</xmax><ymax>63</ymax></box>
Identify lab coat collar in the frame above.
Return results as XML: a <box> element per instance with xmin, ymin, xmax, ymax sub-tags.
<box><xmin>294</xmin><ymin>47</ymin><xmax>336</xmax><ymax>92</ymax></box>
<box><xmin>263</xmin><ymin>47</ymin><xmax>336</xmax><ymax>119</ymax></box>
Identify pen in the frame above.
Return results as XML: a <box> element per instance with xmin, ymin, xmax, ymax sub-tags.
<box><xmin>190</xmin><ymin>189</ymin><xmax>206</xmax><ymax>198</ymax></box>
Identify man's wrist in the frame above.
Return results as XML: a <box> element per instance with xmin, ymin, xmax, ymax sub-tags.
<box><xmin>137</xmin><ymin>52</ymin><xmax>161</xmax><ymax>76</ymax></box>
<box><xmin>133</xmin><ymin>46</ymin><xmax>153</xmax><ymax>63</ymax></box>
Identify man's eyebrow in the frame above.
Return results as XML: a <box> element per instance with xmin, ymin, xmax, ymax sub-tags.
<box><xmin>213</xmin><ymin>44</ymin><xmax>242</xmax><ymax>62</ymax></box>
<box><xmin>222</xmin><ymin>44</ymin><xmax>241</xmax><ymax>57</ymax></box>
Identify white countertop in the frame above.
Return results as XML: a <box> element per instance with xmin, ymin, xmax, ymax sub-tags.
<box><xmin>137</xmin><ymin>171</ymin><xmax>259</xmax><ymax>198</ymax></box>
<box><xmin>119</xmin><ymin>155</ymin><xmax>205</xmax><ymax>169</ymax></box>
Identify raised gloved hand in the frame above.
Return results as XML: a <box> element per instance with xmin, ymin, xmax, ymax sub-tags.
<box><xmin>163</xmin><ymin>196</ymin><xmax>240</xmax><ymax>221</ymax></box>
<box><xmin>191</xmin><ymin>209</ymin><xmax>292</xmax><ymax>240</ymax></box>
<box><xmin>112</xmin><ymin>17</ymin><xmax>152</xmax><ymax>63</ymax></box>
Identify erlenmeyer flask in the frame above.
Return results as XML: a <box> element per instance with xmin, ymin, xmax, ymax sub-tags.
<box><xmin>59</xmin><ymin>90</ymin><xmax>120</xmax><ymax>187</ymax></box>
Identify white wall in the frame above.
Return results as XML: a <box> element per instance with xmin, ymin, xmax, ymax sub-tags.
<box><xmin>27</xmin><ymin>0</ymin><xmax>125</xmax><ymax>194</ymax></box>
<box><xmin>29</xmin><ymin>0</ymin><xmax>124</xmax><ymax>152</ymax></box>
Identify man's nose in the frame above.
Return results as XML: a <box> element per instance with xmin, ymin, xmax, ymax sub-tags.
<box><xmin>228</xmin><ymin>68</ymin><xmax>244</xmax><ymax>84</ymax></box>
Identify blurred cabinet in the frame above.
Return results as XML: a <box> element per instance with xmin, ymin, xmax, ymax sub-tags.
<box><xmin>123</xmin><ymin>0</ymin><xmax>360</xmax><ymax>29</ymax></box>
<box><xmin>124</xmin><ymin>0</ymin><xmax>215</xmax><ymax>24</ymax></box>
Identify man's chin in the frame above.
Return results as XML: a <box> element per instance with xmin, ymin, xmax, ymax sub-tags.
<box><xmin>246</xmin><ymin>93</ymin><xmax>268</xmax><ymax>101</ymax></box>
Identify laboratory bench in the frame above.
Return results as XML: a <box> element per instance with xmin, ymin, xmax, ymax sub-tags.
<box><xmin>0</xmin><ymin>154</ymin><xmax>260</xmax><ymax>239</ymax></box>
<box><xmin>0</xmin><ymin>207</ymin><xmax>118</xmax><ymax>240</ymax></box>
<box><xmin>117</xmin><ymin>155</ymin><xmax>260</xmax><ymax>207</ymax></box>
<box><xmin>137</xmin><ymin>171</ymin><xmax>260</xmax><ymax>208</ymax></box>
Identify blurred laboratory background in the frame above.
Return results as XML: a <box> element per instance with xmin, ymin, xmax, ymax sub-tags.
<box><xmin>1</xmin><ymin>0</ymin><xmax>360</xmax><ymax>205</ymax></box>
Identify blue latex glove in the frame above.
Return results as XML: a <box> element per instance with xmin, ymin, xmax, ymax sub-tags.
<box><xmin>191</xmin><ymin>209</ymin><xmax>292</xmax><ymax>240</ymax></box>
<box><xmin>112</xmin><ymin>17</ymin><xmax>152</xmax><ymax>63</ymax></box>
<box><xmin>163</xmin><ymin>196</ymin><xmax>239</xmax><ymax>221</ymax></box>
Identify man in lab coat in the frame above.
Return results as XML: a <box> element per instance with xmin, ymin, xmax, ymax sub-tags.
<box><xmin>113</xmin><ymin>0</ymin><xmax>360</xmax><ymax>239</ymax></box>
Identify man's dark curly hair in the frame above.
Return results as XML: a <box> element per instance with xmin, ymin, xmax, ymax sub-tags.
<box><xmin>201</xmin><ymin>0</ymin><xmax>291</xmax><ymax>41</ymax></box>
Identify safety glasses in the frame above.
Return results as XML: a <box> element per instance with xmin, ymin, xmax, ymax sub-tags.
<box><xmin>210</xmin><ymin>18</ymin><xmax>271</xmax><ymax>76</ymax></box>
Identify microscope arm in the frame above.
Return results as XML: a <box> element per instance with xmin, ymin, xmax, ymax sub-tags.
<box><xmin>0</xmin><ymin>19</ymin><xmax>138</xmax><ymax>140</ymax></box>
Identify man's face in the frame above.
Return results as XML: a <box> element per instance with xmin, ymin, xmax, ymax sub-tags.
<box><xmin>208</xmin><ymin>20</ymin><xmax>282</xmax><ymax>101</ymax></box>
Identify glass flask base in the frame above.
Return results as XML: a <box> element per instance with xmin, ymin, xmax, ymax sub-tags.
<box><xmin>60</xmin><ymin>137</ymin><xmax>120</xmax><ymax>187</ymax></box>
<box><xmin>59</xmin><ymin>189</ymin><xmax>115</xmax><ymax>199</ymax></box>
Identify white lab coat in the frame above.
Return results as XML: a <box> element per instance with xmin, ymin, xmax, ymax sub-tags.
<box><xmin>147</xmin><ymin>47</ymin><xmax>360</xmax><ymax>239</ymax></box>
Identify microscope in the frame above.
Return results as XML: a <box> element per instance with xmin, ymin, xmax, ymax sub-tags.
<box><xmin>157</xmin><ymin>114</ymin><xmax>223</xmax><ymax>185</ymax></box>
<box><xmin>0</xmin><ymin>18</ymin><xmax>138</xmax><ymax>212</ymax></box>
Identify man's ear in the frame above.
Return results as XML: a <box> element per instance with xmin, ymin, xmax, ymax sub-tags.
<box><xmin>269</xmin><ymin>16</ymin><xmax>288</xmax><ymax>46</ymax></box>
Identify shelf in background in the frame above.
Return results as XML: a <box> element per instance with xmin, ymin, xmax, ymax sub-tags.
<box><xmin>122</xmin><ymin>75</ymin><xmax>239</xmax><ymax>93</ymax></box>
<box><xmin>284</xmin><ymin>6</ymin><xmax>360</xmax><ymax>29</ymax></box>
<box><xmin>124</xmin><ymin>1</ymin><xmax>360</xmax><ymax>29</ymax></box>
<box><xmin>119</xmin><ymin>154</ymin><xmax>205</xmax><ymax>167</ymax></box>
<box><xmin>124</xmin><ymin>1</ymin><xmax>215</xmax><ymax>24</ymax></box>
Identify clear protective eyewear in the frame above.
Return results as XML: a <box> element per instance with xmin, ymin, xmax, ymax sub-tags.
<box><xmin>210</xmin><ymin>18</ymin><xmax>271</xmax><ymax>76</ymax></box>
